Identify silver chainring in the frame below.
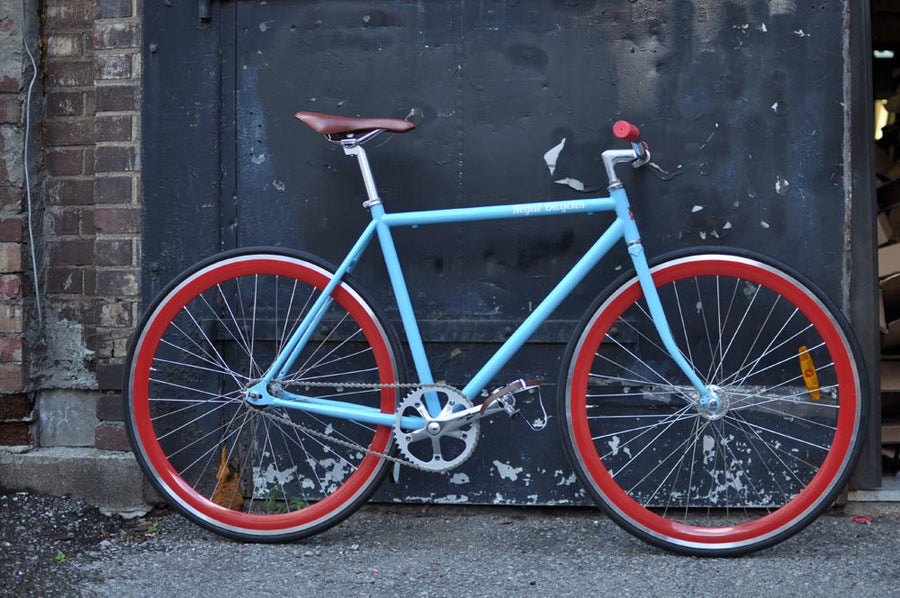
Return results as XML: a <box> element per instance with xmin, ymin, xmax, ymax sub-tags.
<box><xmin>393</xmin><ymin>386</ymin><xmax>479</xmax><ymax>472</ymax></box>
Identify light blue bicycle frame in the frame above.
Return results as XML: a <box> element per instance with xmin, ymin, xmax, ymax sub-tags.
<box><xmin>246</xmin><ymin>141</ymin><xmax>714</xmax><ymax>430</ymax></box>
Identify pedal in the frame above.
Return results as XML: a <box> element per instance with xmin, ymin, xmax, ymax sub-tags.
<box><xmin>480</xmin><ymin>379</ymin><xmax>541</xmax><ymax>415</ymax></box>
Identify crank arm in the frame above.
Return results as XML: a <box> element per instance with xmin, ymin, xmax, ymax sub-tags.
<box><xmin>404</xmin><ymin>402</ymin><xmax>500</xmax><ymax>439</ymax></box>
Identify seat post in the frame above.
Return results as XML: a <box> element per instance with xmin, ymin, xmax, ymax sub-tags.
<box><xmin>342</xmin><ymin>140</ymin><xmax>382</xmax><ymax>209</ymax></box>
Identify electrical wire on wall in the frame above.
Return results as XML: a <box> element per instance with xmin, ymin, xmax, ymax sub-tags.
<box><xmin>21</xmin><ymin>0</ymin><xmax>42</xmax><ymax>326</ymax></box>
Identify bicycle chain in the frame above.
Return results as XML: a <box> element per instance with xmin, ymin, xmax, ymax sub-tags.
<box><xmin>249</xmin><ymin>380</ymin><xmax>463</xmax><ymax>472</ymax></box>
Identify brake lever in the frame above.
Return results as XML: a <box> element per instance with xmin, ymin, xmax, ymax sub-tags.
<box><xmin>631</xmin><ymin>141</ymin><xmax>651</xmax><ymax>168</ymax></box>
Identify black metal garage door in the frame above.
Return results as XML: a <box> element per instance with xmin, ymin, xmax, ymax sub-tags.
<box><xmin>143</xmin><ymin>0</ymin><xmax>877</xmax><ymax>502</ymax></box>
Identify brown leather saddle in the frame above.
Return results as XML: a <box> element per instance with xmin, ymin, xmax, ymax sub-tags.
<box><xmin>294</xmin><ymin>111</ymin><xmax>415</xmax><ymax>140</ymax></box>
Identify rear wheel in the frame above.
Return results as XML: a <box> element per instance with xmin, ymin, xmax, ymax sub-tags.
<box><xmin>560</xmin><ymin>251</ymin><xmax>867</xmax><ymax>556</ymax></box>
<box><xmin>124</xmin><ymin>248</ymin><xmax>401</xmax><ymax>541</ymax></box>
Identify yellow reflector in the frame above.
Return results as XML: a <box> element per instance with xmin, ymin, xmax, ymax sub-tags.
<box><xmin>798</xmin><ymin>346</ymin><xmax>821</xmax><ymax>400</ymax></box>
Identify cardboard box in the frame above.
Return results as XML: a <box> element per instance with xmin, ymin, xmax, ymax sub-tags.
<box><xmin>884</xmin><ymin>320</ymin><xmax>900</xmax><ymax>352</ymax></box>
<box><xmin>883</xmin><ymin>420</ymin><xmax>900</xmax><ymax>444</ymax></box>
<box><xmin>882</xmin><ymin>360</ymin><xmax>900</xmax><ymax>393</ymax></box>
<box><xmin>879</xmin><ymin>243</ymin><xmax>900</xmax><ymax>278</ymax></box>
<box><xmin>882</xmin><ymin>273</ymin><xmax>900</xmax><ymax>320</ymax></box>
<box><xmin>879</xmin><ymin>178</ymin><xmax>900</xmax><ymax>212</ymax></box>
<box><xmin>879</xmin><ymin>212</ymin><xmax>894</xmax><ymax>246</ymax></box>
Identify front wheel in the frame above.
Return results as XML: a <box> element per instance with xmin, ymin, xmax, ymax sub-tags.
<box><xmin>124</xmin><ymin>248</ymin><xmax>401</xmax><ymax>541</ymax></box>
<box><xmin>559</xmin><ymin>251</ymin><xmax>867</xmax><ymax>556</ymax></box>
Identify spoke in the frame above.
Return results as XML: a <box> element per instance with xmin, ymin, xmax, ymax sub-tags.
<box><xmin>249</xmin><ymin>275</ymin><xmax>259</xmax><ymax>379</ymax></box>
<box><xmin>299</xmin><ymin>326</ymin><xmax>366</xmax><ymax>377</ymax></box>
<box><xmin>149</xmin><ymin>393</ymin><xmax>239</xmax><ymax>406</ymax></box>
<box><xmin>709</xmin><ymin>275</ymin><xmax>725</xmax><ymax>384</ymax></box>
<box><xmin>154</xmin><ymin>396</ymin><xmax>240</xmax><ymax>448</ymax></box>
<box><xmin>148</xmin><ymin>391</ymin><xmax>243</xmax><ymax>432</ymax></box>
<box><xmin>194</xmin><ymin>286</ymin><xmax>259</xmax><ymax>376</ymax></box>
<box><xmin>294</xmin><ymin>308</ymin><xmax>342</xmax><ymax>376</ymax></box>
<box><xmin>598</xmin><ymin>404</ymin><xmax>696</xmax><ymax>470</ymax></box>
<box><xmin>728</xmin><ymin>386</ymin><xmax>841</xmax><ymax>421</ymax></box>
<box><xmin>149</xmin><ymin>376</ymin><xmax>242</xmax><ymax>404</ymax></box>
<box><xmin>656</xmin><ymin>414</ymin><xmax>703</xmax><ymax>514</ymax></box>
<box><xmin>257</xmin><ymin>413</ymin><xmax>299</xmax><ymax>512</ymax></box>
<box><xmin>299</xmin><ymin>344</ymin><xmax>374</xmax><ymax>376</ymax></box>
<box><xmin>693</xmin><ymin>276</ymin><xmax>717</xmax><ymax>381</ymax></box>
<box><xmin>596</xmin><ymin>332</ymin><xmax>695</xmax><ymax>404</ymax></box>
<box><xmin>268</xmin><ymin>409</ymin><xmax>330</xmax><ymax>499</ymax></box>
<box><xmin>589</xmin><ymin>372</ymin><xmax>680</xmax><ymax>388</ymax></box>
<box><xmin>726</xmin><ymin>343</ymin><xmax>830</xmax><ymax>405</ymax></box>
<box><xmin>153</xmin><ymin>353</ymin><xmax>251</xmax><ymax>382</ymax></box>
<box><xmin>710</xmin><ymin>278</ymin><xmax>760</xmax><ymax>385</ymax></box>
<box><xmin>231</xmin><ymin>278</ymin><xmax>252</xmax><ymax>373</ymax></box>
<box><xmin>617</xmin><ymin>297</ymin><xmax>706</xmax><ymax>390</ymax></box>
<box><xmin>729</xmin><ymin>378</ymin><xmax>833</xmax><ymax>417</ymax></box>
<box><xmin>682</xmin><ymin>415</ymin><xmax>704</xmax><ymax>518</ymax></box>
<box><xmin>175</xmin><ymin>406</ymin><xmax>251</xmax><ymax>481</ymax></box>
<box><xmin>670</xmin><ymin>279</ymin><xmax>697</xmax><ymax>380</ymax></box>
<box><xmin>593</xmin><ymin>409</ymin><xmax>696</xmax><ymax>441</ymax></box>
<box><xmin>615</xmin><ymin>302</ymin><xmax>685</xmax><ymax>376</ymax></box>
<box><xmin>609</xmin><ymin>407</ymin><xmax>697</xmax><ymax>485</ymax></box>
<box><xmin>628</xmin><ymin>415</ymin><xmax>708</xmax><ymax>505</ymax></box>
<box><xmin>703</xmin><ymin>419</ymin><xmax>766</xmax><ymax>515</ymax></box>
<box><xmin>587</xmin><ymin>389</ymin><xmax>690</xmax><ymax>400</ymax></box>
<box><xmin>287</xmin><ymin>365</ymin><xmax>379</xmax><ymax>385</ymax></box>
<box><xmin>176</xmin><ymin>307</ymin><xmax>245</xmax><ymax>390</ymax></box>
<box><xmin>278</xmin><ymin>279</ymin><xmax>316</xmax><ymax>357</ymax></box>
<box><xmin>305</xmin><ymin>411</ymin><xmax>379</xmax><ymax>459</ymax></box>
<box><xmin>161</xmin><ymin>324</ymin><xmax>245</xmax><ymax>382</ymax></box>
<box><xmin>725</xmin><ymin>412</ymin><xmax>832</xmax><ymax>454</ymax></box>
<box><xmin>274</xmin><ymin>410</ymin><xmax>366</xmax><ymax>485</ymax></box>
<box><xmin>726</xmin><ymin>311</ymin><xmax>810</xmax><ymax>389</ymax></box>
<box><xmin>192</xmin><ymin>409</ymin><xmax>252</xmax><ymax>496</ymax></box>
<box><xmin>587</xmin><ymin>411</ymin><xmax>690</xmax><ymax>419</ymax></box>
<box><xmin>726</xmin><ymin>409</ymin><xmax>818</xmax><ymax>491</ymax></box>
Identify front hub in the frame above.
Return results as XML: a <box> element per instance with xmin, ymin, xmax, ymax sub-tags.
<box><xmin>697</xmin><ymin>385</ymin><xmax>730</xmax><ymax>421</ymax></box>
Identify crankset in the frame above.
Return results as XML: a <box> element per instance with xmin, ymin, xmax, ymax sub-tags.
<box><xmin>393</xmin><ymin>386</ymin><xmax>479</xmax><ymax>472</ymax></box>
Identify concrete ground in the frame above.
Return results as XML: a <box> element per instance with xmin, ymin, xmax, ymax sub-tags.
<box><xmin>2</xmin><ymin>492</ymin><xmax>899</xmax><ymax>598</ymax></box>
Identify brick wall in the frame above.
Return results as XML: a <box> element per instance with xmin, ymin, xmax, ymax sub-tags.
<box><xmin>0</xmin><ymin>0</ymin><xmax>35</xmax><ymax>445</ymax></box>
<box><xmin>37</xmin><ymin>0</ymin><xmax>141</xmax><ymax>451</ymax></box>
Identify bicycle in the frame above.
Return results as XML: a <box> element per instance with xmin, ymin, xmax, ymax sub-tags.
<box><xmin>123</xmin><ymin>112</ymin><xmax>867</xmax><ymax>556</ymax></box>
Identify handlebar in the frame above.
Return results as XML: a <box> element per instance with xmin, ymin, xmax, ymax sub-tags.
<box><xmin>601</xmin><ymin>120</ymin><xmax>652</xmax><ymax>186</ymax></box>
<box><xmin>613</xmin><ymin>120</ymin><xmax>650</xmax><ymax>166</ymax></box>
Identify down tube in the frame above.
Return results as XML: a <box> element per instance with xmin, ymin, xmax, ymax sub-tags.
<box><xmin>461</xmin><ymin>218</ymin><xmax>626</xmax><ymax>399</ymax></box>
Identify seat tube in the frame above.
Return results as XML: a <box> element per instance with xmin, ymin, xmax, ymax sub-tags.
<box><xmin>611</xmin><ymin>187</ymin><xmax>712</xmax><ymax>401</ymax></box>
<box><xmin>368</xmin><ymin>206</ymin><xmax>440</xmax><ymax>413</ymax></box>
<box><xmin>351</xmin><ymin>142</ymin><xmax>438</xmax><ymax>413</ymax></box>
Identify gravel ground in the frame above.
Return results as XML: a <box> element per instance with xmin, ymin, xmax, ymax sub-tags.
<box><xmin>1</xmin><ymin>492</ymin><xmax>898</xmax><ymax>597</ymax></box>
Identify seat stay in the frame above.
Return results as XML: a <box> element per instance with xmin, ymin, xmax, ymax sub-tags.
<box><xmin>263</xmin><ymin>221</ymin><xmax>379</xmax><ymax>382</ymax></box>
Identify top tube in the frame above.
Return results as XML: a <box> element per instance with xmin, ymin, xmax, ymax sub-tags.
<box><xmin>380</xmin><ymin>196</ymin><xmax>617</xmax><ymax>228</ymax></box>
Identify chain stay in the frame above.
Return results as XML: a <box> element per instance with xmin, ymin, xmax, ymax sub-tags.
<box><xmin>251</xmin><ymin>380</ymin><xmax>459</xmax><ymax>472</ymax></box>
